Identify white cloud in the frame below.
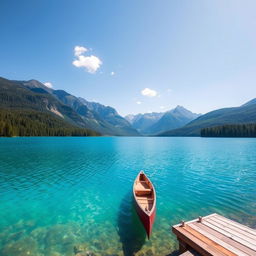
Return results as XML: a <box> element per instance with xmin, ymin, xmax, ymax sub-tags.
<box><xmin>73</xmin><ymin>54</ymin><xmax>102</xmax><ymax>73</ymax></box>
<box><xmin>44</xmin><ymin>82</ymin><xmax>53</xmax><ymax>88</ymax></box>
<box><xmin>136</xmin><ymin>101</ymin><xmax>142</xmax><ymax>105</ymax></box>
<box><xmin>141</xmin><ymin>88</ymin><xmax>157</xmax><ymax>97</ymax></box>
<box><xmin>74</xmin><ymin>46</ymin><xmax>87</xmax><ymax>56</ymax></box>
<box><xmin>160</xmin><ymin>106</ymin><xmax>165</xmax><ymax>109</ymax></box>
<box><xmin>110</xmin><ymin>71</ymin><xmax>115</xmax><ymax>76</ymax></box>
<box><xmin>167</xmin><ymin>88</ymin><xmax>172</xmax><ymax>93</ymax></box>
<box><xmin>72</xmin><ymin>45</ymin><xmax>102</xmax><ymax>73</ymax></box>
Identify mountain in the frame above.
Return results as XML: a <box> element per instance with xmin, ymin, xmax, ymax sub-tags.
<box><xmin>126</xmin><ymin>106</ymin><xmax>200</xmax><ymax>135</ymax></box>
<box><xmin>78</xmin><ymin>97</ymin><xmax>139</xmax><ymax>136</ymax></box>
<box><xmin>3</xmin><ymin>78</ymin><xmax>87</xmax><ymax>127</ymax></box>
<box><xmin>242</xmin><ymin>98</ymin><xmax>256</xmax><ymax>107</ymax></box>
<box><xmin>16</xmin><ymin>79</ymin><xmax>53</xmax><ymax>94</ymax></box>
<box><xmin>0</xmin><ymin>77</ymin><xmax>98</xmax><ymax>136</ymax></box>
<box><xmin>125</xmin><ymin>114</ymin><xmax>136</xmax><ymax>124</ymax></box>
<box><xmin>160</xmin><ymin>99</ymin><xmax>256</xmax><ymax>136</ymax></box>
<box><xmin>49</xmin><ymin>89</ymin><xmax>139</xmax><ymax>136</ymax></box>
<box><xmin>3</xmin><ymin>77</ymin><xmax>139</xmax><ymax>136</ymax></box>
<box><xmin>125</xmin><ymin>112</ymin><xmax>164</xmax><ymax>134</ymax></box>
<box><xmin>148</xmin><ymin>106</ymin><xmax>200</xmax><ymax>135</ymax></box>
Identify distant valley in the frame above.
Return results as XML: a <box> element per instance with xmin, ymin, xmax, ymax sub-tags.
<box><xmin>125</xmin><ymin>106</ymin><xmax>200</xmax><ymax>135</ymax></box>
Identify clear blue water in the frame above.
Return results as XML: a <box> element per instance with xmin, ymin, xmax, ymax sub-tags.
<box><xmin>0</xmin><ymin>137</ymin><xmax>255</xmax><ymax>256</ymax></box>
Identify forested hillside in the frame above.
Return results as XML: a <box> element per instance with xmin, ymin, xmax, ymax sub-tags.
<box><xmin>201</xmin><ymin>124</ymin><xmax>256</xmax><ymax>137</ymax></box>
<box><xmin>0</xmin><ymin>109</ymin><xmax>99</xmax><ymax>137</ymax></box>
<box><xmin>0</xmin><ymin>77</ymin><xmax>99</xmax><ymax>137</ymax></box>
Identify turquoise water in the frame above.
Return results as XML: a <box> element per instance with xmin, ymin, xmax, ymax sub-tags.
<box><xmin>0</xmin><ymin>137</ymin><xmax>255</xmax><ymax>256</ymax></box>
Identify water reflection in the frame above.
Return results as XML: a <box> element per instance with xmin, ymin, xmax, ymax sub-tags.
<box><xmin>117</xmin><ymin>192</ymin><xmax>146</xmax><ymax>256</ymax></box>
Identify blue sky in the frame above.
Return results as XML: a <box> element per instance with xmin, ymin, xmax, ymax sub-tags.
<box><xmin>1</xmin><ymin>0</ymin><xmax>256</xmax><ymax>116</ymax></box>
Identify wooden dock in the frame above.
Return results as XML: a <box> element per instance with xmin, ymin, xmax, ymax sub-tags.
<box><xmin>172</xmin><ymin>213</ymin><xmax>256</xmax><ymax>256</ymax></box>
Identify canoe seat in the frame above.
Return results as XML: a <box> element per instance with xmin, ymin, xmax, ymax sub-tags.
<box><xmin>136</xmin><ymin>197</ymin><xmax>154</xmax><ymax>201</ymax></box>
<box><xmin>135</xmin><ymin>181</ymin><xmax>151</xmax><ymax>195</ymax></box>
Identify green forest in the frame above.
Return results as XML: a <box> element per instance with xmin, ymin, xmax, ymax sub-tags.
<box><xmin>0</xmin><ymin>109</ymin><xmax>100</xmax><ymax>137</ymax></box>
<box><xmin>201</xmin><ymin>123</ymin><xmax>256</xmax><ymax>137</ymax></box>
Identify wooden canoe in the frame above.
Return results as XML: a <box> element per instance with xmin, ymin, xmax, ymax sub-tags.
<box><xmin>133</xmin><ymin>171</ymin><xmax>156</xmax><ymax>238</ymax></box>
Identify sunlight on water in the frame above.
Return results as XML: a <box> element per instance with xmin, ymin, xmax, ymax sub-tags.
<box><xmin>0</xmin><ymin>137</ymin><xmax>255</xmax><ymax>255</ymax></box>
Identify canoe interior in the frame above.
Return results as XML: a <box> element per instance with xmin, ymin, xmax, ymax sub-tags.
<box><xmin>134</xmin><ymin>172</ymin><xmax>154</xmax><ymax>213</ymax></box>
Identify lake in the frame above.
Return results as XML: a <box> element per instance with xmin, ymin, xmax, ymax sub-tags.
<box><xmin>0</xmin><ymin>137</ymin><xmax>255</xmax><ymax>256</ymax></box>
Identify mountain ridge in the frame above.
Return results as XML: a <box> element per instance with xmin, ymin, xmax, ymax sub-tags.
<box><xmin>1</xmin><ymin>77</ymin><xmax>139</xmax><ymax>136</ymax></box>
<box><xmin>0</xmin><ymin>77</ymin><xmax>99</xmax><ymax>136</ymax></box>
<box><xmin>160</xmin><ymin>99</ymin><xmax>256</xmax><ymax>136</ymax></box>
<box><xmin>125</xmin><ymin>106</ymin><xmax>200</xmax><ymax>135</ymax></box>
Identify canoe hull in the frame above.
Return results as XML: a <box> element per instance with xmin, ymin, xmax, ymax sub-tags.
<box><xmin>134</xmin><ymin>197</ymin><xmax>156</xmax><ymax>238</ymax></box>
<box><xmin>133</xmin><ymin>171</ymin><xmax>156</xmax><ymax>238</ymax></box>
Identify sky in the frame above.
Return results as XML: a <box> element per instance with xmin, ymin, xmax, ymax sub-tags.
<box><xmin>1</xmin><ymin>0</ymin><xmax>256</xmax><ymax>116</ymax></box>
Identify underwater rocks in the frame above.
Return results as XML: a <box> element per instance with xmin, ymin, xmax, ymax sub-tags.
<box><xmin>1</xmin><ymin>237</ymin><xmax>40</xmax><ymax>256</ymax></box>
<box><xmin>44</xmin><ymin>224</ymin><xmax>78</xmax><ymax>256</ymax></box>
<box><xmin>73</xmin><ymin>243</ymin><xmax>99</xmax><ymax>256</ymax></box>
<box><xmin>31</xmin><ymin>226</ymin><xmax>47</xmax><ymax>244</ymax></box>
<box><xmin>45</xmin><ymin>225</ymin><xmax>75</xmax><ymax>246</ymax></box>
<box><xmin>0</xmin><ymin>218</ymin><xmax>176</xmax><ymax>256</ymax></box>
<box><xmin>74</xmin><ymin>244</ymin><xmax>87</xmax><ymax>254</ymax></box>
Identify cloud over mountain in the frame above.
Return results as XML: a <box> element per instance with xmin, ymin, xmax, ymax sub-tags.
<box><xmin>44</xmin><ymin>82</ymin><xmax>53</xmax><ymax>88</ymax></box>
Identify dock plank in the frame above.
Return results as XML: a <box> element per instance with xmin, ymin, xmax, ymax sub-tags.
<box><xmin>172</xmin><ymin>213</ymin><xmax>256</xmax><ymax>256</ymax></box>
<box><xmin>173</xmin><ymin>226</ymin><xmax>227</xmax><ymax>256</ymax></box>
<box><xmin>213</xmin><ymin>214</ymin><xmax>256</xmax><ymax>236</ymax></box>
<box><xmin>208</xmin><ymin>216</ymin><xmax>256</xmax><ymax>241</ymax></box>
<box><xmin>183</xmin><ymin>225</ymin><xmax>237</xmax><ymax>256</ymax></box>
<box><xmin>194</xmin><ymin>222</ymin><xmax>256</xmax><ymax>256</ymax></box>
<box><xmin>205</xmin><ymin>218</ymin><xmax>256</xmax><ymax>247</ymax></box>
<box><xmin>203</xmin><ymin>220</ymin><xmax>256</xmax><ymax>251</ymax></box>
<box><xmin>188</xmin><ymin>223</ymin><xmax>248</xmax><ymax>256</ymax></box>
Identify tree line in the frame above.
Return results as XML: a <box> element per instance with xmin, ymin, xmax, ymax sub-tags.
<box><xmin>201</xmin><ymin>123</ymin><xmax>256</xmax><ymax>137</ymax></box>
<box><xmin>0</xmin><ymin>109</ymin><xmax>100</xmax><ymax>137</ymax></box>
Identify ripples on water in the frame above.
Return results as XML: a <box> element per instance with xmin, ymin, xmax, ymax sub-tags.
<box><xmin>0</xmin><ymin>137</ymin><xmax>255</xmax><ymax>256</ymax></box>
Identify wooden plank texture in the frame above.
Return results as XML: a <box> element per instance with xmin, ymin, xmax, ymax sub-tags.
<box><xmin>213</xmin><ymin>214</ymin><xmax>256</xmax><ymax>236</ymax></box>
<box><xmin>208</xmin><ymin>216</ymin><xmax>256</xmax><ymax>241</ymax></box>
<box><xmin>183</xmin><ymin>225</ymin><xmax>237</xmax><ymax>256</ymax></box>
<box><xmin>193</xmin><ymin>222</ymin><xmax>256</xmax><ymax>256</ymax></box>
<box><xmin>172</xmin><ymin>213</ymin><xmax>256</xmax><ymax>256</ymax></box>
<box><xmin>203</xmin><ymin>219</ymin><xmax>256</xmax><ymax>251</ymax></box>
<box><xmin>188</xmin><ymin>223</ymin><xmax>248</xmax><ymax>256</ymax></box>
<box><xmin>173</xmin><ymin>226</ymin><xmax>227</xmax><ymax>256</ymax></box>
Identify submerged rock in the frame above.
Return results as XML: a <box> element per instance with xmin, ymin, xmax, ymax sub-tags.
<box><xmin>144</xmin><ymin>249</ymin><xmax>154</xmax><ymax>256</ymax></box>
<box><xmin>45</xmin><ymin>224</ymin><xmax>76</xmax><ymax>246</ymax></box>
<box><xmin>92</xmin><ymin>241</ymin><xmax>102</xmax><ymax>250</ymax></box>
<box><xmin>49</xmin><ymin>252</ymin><xmax>62</xmax><ymax>256</ymax></box>
<box><xmin>74</xmin><ymin>243</ymin><xmax>87</xmax><ymax>254</ymax></box>
<box><xmin>1</xmin><ymin>237</ymin><xmax>39</xmax><ymax>256</ymax></box>
<box><xmin>85</xmin><ymin>252</ymin><xmax>97</xmax><ymax>256</ymax></box>
<box><xmin>7</xmin><ymin>230</ymin><xmax>25</xmax><ymax>241</ymax></box>
<box><xmin>30</xmin><ymin>226</ymin><xmax>47</xmax><ymax>243</ymax></box>
<box><xmin>24</xmin><ymin>220</ymin><xmax>36</xmax><ymax>228</ymax></box>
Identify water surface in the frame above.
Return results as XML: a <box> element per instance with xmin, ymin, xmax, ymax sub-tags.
<box><xmin>0</xmin><ymin>137</ymin><xmax>255</xmax><ymax>255</ymax></box>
